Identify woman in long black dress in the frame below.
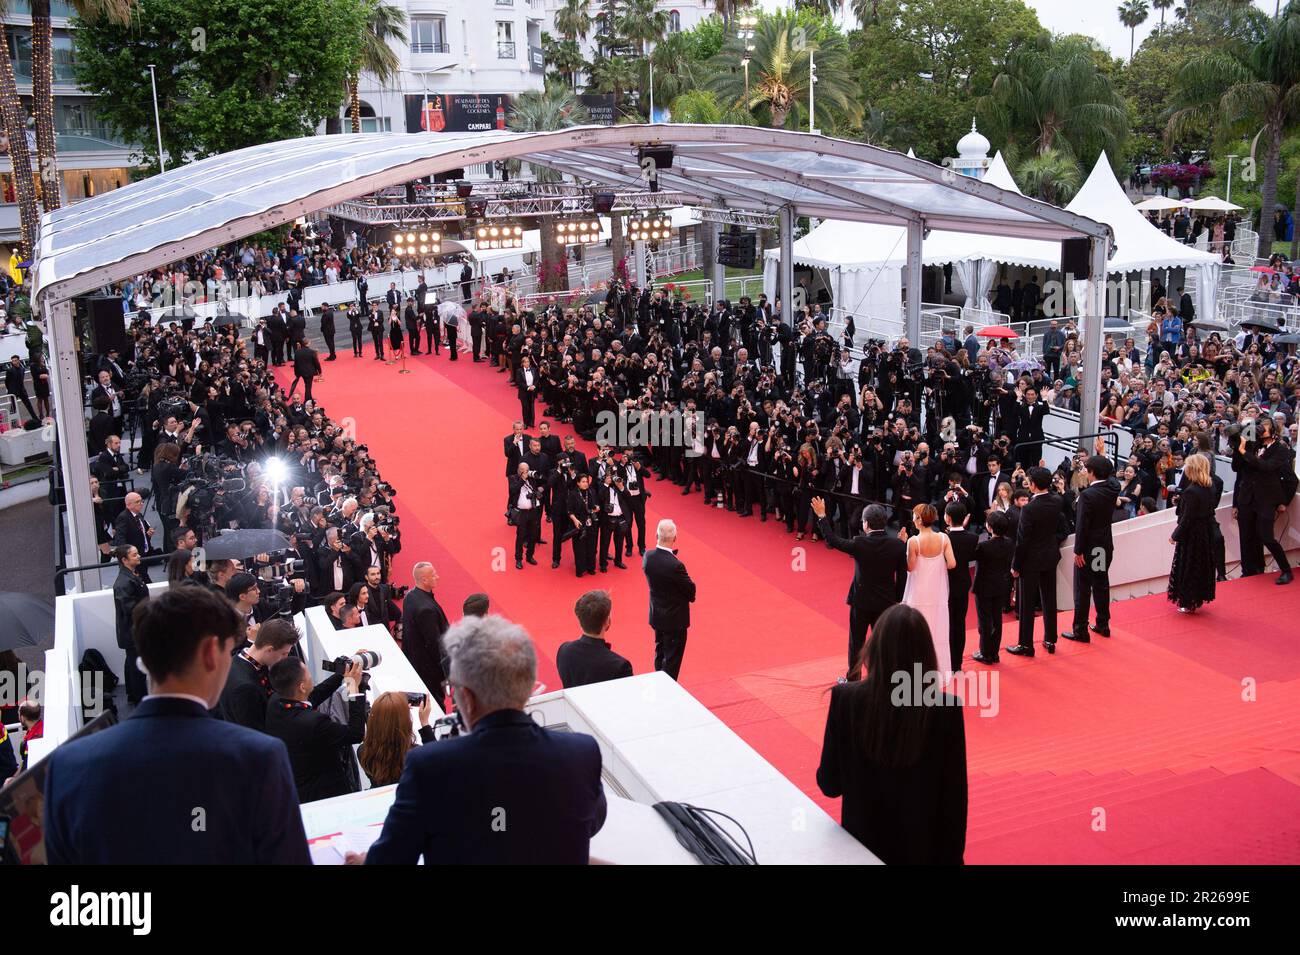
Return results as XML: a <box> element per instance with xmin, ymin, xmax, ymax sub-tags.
<box><xmin>1168</xmin><ymin>453</ymin><xmax>1218</xmax><ymax>614</ymax></box>
<box><xmin>387</xmin><ymin>311</ymin><xmax>404</xmax><ymax>363</ymax></box>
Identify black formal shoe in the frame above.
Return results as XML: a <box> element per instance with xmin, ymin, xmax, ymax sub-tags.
<box><xmin>1044</xmin><ymin>640</ymin><xmax>1056</xmax><ymax>654</ymax></box>
<box><xmin>515</xmin><ymin>560</ymin><xmax>523</xmax><ymax>569</ymax></box>
<box><xmin>551</xmin><ymin>561</ymin><xmax>560</xmax><ymax>569</ymax></box>
<box><xmin>600</xmin><ymin>565</ymin><xmax>609</xmax><ymax>573</ymax></box>
<box><xmin>526</xmin><ymin>557</ymin><xmax>538</xmax><ymax>566</ymax></box>
<box><xmin>1277</xmin><ymin>570</ymin><xmax>1294</xmax><ymax>585</ymax></box>
<box><xmin>1060</xmin><ymin>630</ymin><xmax>1090</xmax><ymax>643</ymax></box>
<box><xmin>1091</xmin><ymin>624</ymin><xmax>1111</xmax><ymax>638</ymax></box>
<box><xmin>971</xmin><ymin>652</ymin><xmax>999</xmax><ymax>665</ymax></box>
<box><xmin>536</xmin><ymin>538</ymin><xmax>547</xmax><ymax>544</ymax></box>
<box><xmin>575</xmin><ymin>571</ymin><xmax>584</xmax><ymax>578</ymax></box>
<box><xmin>638</xmin><ymin>548</ymin><xmax>646</xmax><ymax>556</ymax></box>
<box><xmin>1005</xmin><ymin>645</ymin><xmax>1035</xmax><ymax>657</ymax></box>
<box><xmin>681</xmin><ymin>487</ymin><xmax>691</xmax><ymax>495</ymax></box>
<box><xmin>614</xmin><ymin>561</ymin><xmax>627</xmax><ymax>569</ymax></box>
<box><xmin>1216</xmin><ymin>574</ymin><xmax>1228</xmax><ymax>582</ymax></box>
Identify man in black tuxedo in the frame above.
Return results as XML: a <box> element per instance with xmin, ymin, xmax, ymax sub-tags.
<box><xmin>943</xmin><ymin>502</ymin><xmax>979</xmax><ymax>672</ymax></box>
<box><xmin>503</xmin><ymin>421</ymin><xmax>532</xmax><ymax>480</ymax></box>
<box><xmin>1232</xmin><ymin>418</ymin><xmax>1294</xmax><ymax>584</ymax></box>
<box><xmin>811</xmin><ymin>497</ymin><xmax>908</xmax><ymax>679</ymax></box>
<box><xmin>508</xmin><ymin>463</ymin><xmax>541</xmax><ymax>569</ymax></box>
<box><xmin>1015</xmin><ymin>389</ymin><xmax>1049</xmax><ymax>469</ymax></box>
<box><xmin>112</xmin><ymin>544</ymin><xmax>150</xmax><ymax>705</ymax></box>
<box><xmin>971</xmin><ymin>454</ymin><xmax>1006</xmax><ymax>525</ymax></box>
<box><xmin>93</xmin><ymin>433</ymin><xmax>130</xmax><ymax>522</ymax></box>
<box><xmin>1008</xmin><ymin>467</ymin><xmax>1064</xmax><ymax>656</ymax></box>
<box><xmin>972</xmin><ymin>511</ymin><xmax>1014</xmax><ymax>664</ymax></box>
<box><xmin>385</xmin><ymin>282</ymin><xmax>402</xmax><ymax>313</ymax></box>
<box><xmin>1062</xmin><ymin>455</ymin><xmax>1121</xmax><ymax>643</ymax></box>
<box><xmin>557</xmin><ymin>590</ymin><xmax>633</xmax><ymax>688</ymax></box>
<box><xmin>402</xmin><ymin>562</ymin><xmax>451</xmax><ymax>699</ymax></box>
<box><xmin>265</xmin><ymin>655</ymin><xmax>368</xmax><ymax>803</ymax></box>
<box><xmin>112</xmin><ymin>491</ymin><xmax>156</xmax><ymax>565</ymax></box>
<box><xmin>643</xmin><ymin>519</ymin><xmax>696</xmax><ymax>680</ymax></box>
<box><xmin>320</xmin><ymin>303</ymin><xmax>337</xmax><ymax>360</ymax></box>
<box><xmin>217</xmin><ymin>618</ymin><xmax>299</xmax><ymax>731</ymax></box>
<box><xmin>266</xmin><ymin>308</ymin><xmax>288</xmax><ymax>365</ymax></box>
<box><xmin>288</xmin><ymin>341</ymin><xmax>321</xmax><ymax>402</ymax></box>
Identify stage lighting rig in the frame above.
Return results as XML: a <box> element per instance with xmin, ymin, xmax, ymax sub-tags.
<box><xmin>627</xmin><ymin>213</ymin><xmax>672</xmax><ymax>243</ymax></box>
<box><xmin>476</xmin><ymin>221</ymin><xmax>525</xmax><ymax>250</ymax></box>
<box><xmin>592</xmin><ymin>191</ymin><xmax>617</xmax><ymax>215</ymax></box>
<box><xmin>555</xmin><ymin>217</ymin><xmax>603</xmax><ymax>246</ymax></box>
<box><xmin>390</xmin><ymin>227</ymin><xmax>442</xmax><ymax>257</ymax></box>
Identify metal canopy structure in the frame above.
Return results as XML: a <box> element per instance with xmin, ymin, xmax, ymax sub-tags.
<box><xmin>33</xmin><ymin>124</ymin><xmax>1113</xmax><ymax>580</ymax></box>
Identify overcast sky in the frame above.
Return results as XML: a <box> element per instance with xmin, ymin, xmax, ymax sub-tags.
<box><xmin>759</xmin><ymin>0</ymin><xmax>1280</xmax><ymax>60</ymax></box>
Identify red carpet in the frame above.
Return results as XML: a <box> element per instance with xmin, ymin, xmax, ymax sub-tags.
<box><xmin>281</xmin><ymin>349</ymin><xmax>1300</xmax><ymax>864</ymax></box>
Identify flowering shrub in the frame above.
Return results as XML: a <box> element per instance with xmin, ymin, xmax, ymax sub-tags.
<box><xmin>1150</xmin><ymin>163</ymin><xmax>1216</xmax><ymax>194</ymax></box>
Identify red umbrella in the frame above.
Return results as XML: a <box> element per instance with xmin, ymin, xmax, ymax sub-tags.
<box><xmin>976</xmin><ymin>325</ymin><xmax>1019</xmax><ymax>339</ymax></box>
<box><xmin>1251</xmin><ymin>265</ymin><xmax>1276</xmax><ymax>275</ymax></box>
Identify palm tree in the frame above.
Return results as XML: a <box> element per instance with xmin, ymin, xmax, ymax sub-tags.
<box><xmin>0</xmin><ymin>5</ymin><xmax>39</xmax><ymax>256</ymax></box>
<box><xmin>31</xmin><ymin>2</ymin><xmax>136</xmax><ymax>214</ymax></box>
<box><xmin>620</xmin><ymin>0</ymin><xmax>669</xmax><ymax>60</ymax></box>
<box><xmin>348</xmin><ymin>1</ymin><xmax>406</xmax><ymax>134</ymax></box>
<box><xmin>588</xmin><ymin>53</ymin><xmax>640</xmax><ymax>116</ymax></box>
<box><xmin>1119</xmin><ymin>0</ymin><xmax>1150</xmax><ymax>60</ymax></box>
<box><xmin>555</xmin><ymin>0</ymin><xmax>593</xmax><ymax>43</ymax></box>
<box><xmin>1017</xmin><ymin>148</ymin><xmax>1084</xmax><ymax>205</ymax></box>
<box><xmin>1153</xmin><ymin>0</ymin><xmax>1176</xmax><ymax>29</ymax></box>
<box><xmin>543</xmin><ymin>33</ymin><xmax>586</xmax><ymax>90</ymax></box>
<box><xmin>707</xmin><ymin>11</ymin><xmax>860</xmax><ymax>130</ymax></box>
<box><xmin>507</xmin><ymin>85</ymin><xmax>590</xmax><ymax>293</ymax></box>
<box><xmin>980</xmin><ymin>34</ymin><xmax>1129</xmax><ymax>162</ymax></box>
<box><xmin>1168</xmin><ymin>2</ymin><xmax>1300</xmax><ymax>257</ymax></box>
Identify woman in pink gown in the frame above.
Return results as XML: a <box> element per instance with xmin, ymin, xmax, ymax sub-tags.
<box><xmin>902</xmin><ymin>504</ymin><xmax>957</xmax><ymax>678</ymax></box>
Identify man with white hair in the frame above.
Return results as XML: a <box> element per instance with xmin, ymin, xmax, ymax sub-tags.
<box><xmin>642</xmin><ymin>518</ymin><xmax>696</xmax><ymax>680</ymax></box>
<box><xmin>363</xmin><ymin>615</ymin><xmax>606</xmax><ymax>864</ymax></box>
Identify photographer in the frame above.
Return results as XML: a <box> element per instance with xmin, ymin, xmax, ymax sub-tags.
<box><xmin>265</xmin><ymin>654</ymin><xmax>369</xmax><ymax>804</ymax></box>
<box><xmin>217</xmin><ymin>618</ymin><xmax>300</xmax><ymax>731</ymax></box>
<box><xmin>508</xmin><ymin>461</ymin><xmax>542</xmax><ymax>569</ymax></box>
<box><xmin>357</xmin><ymin>692</ymin><xmax>435</xmax><ymax>788</ymax></box>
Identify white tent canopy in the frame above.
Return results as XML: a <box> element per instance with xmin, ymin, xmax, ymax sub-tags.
<box><xmin>1134</xmin><ymin>195</ymin><xmax>1185</xmax><ymax>212</ymax></box>
<box><xmin>1186</xmin><ymin>195</ymin><xmax>1244</xmax><ymax>212</ymax></box>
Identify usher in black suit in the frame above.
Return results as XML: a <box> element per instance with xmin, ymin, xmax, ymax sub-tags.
<box><xmin>643</xmin><ymin>546</ymin><xmax>696</xmax><ymax>680</ymax></box>
<box><xmin>1010</xmin><ymin>491</ymin><xmax>1065</xmax><ymax>654</ymax></box>
<box><xmin>556</xmin><ymin>635</ymin><xmax>633</xmax><ymax>689</ymax></box>
<box><xmin>818</xmin><ymin>516</ymin><xmax>908</xmax><ymax>677</ymax></box>
<box><xmin>1069</xmin><ymin>477</ymin><xmax>1120</xmax><ymax>639</ymax></box>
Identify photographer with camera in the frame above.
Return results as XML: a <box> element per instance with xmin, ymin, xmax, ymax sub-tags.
<box><xmin>357</xmin><ymin>691</ymin><xmax>436</xmax><ymax>788</ymax></box>
<box><xmin>217</xmin><ymin>618</ymin><xmax>300</xmax><ymax>731</ymax></box>
<box><xmin>265</xmin><ymin>653</ymin><xmax>369</xmax><ymax>804</ymax></box>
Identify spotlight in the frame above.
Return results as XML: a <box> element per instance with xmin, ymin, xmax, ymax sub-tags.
<box><xmin>627</xmin><ymin>213</ymin><xmax>673</xmax><ymax>243</ymax></box>
<box><xmin>555</xmin><ymin>217</ymin><xmax>602</xmax><ymax>245</ymax></box>
<box><xmin>592</xmin><ymin>191</ymin><xmax>616</xmax><ymax>215</ymax></box>
<box><xmin>456</xmin><ymin>181</ymin><xmax>473</xmax><ymax>199</ymax></box>
<box><xmin>465</xmin><ymin>196</ymin><xmax>489</xmax><ymax>218</ymax></box>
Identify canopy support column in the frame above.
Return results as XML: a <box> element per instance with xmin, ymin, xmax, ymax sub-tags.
<box><xmin>905</xmin><ymin>220</ymin><xmax>924</xmax><ymax>343</ymax></box>
<box><xmin>48</xmin><ymin>297</ymin><xmax>100</xmax><ymax>589</ymax></box>
<box><xmin>1080</xmin><ymin>236</ymin><xmax>1111</xmax><ymax>449</ymax></box>
<box><xmin>711</xmin><ymin>221</ymin><xmax>726</xmax><ymax>305</ymax></box>
<box><xmin>634</xmin><ymin>239</ymin><xmax>648</xmax><ymax>287</ymax></box>
<box><xmin>779</xmin><ymin>205</ymin><xmax>794</xmax><ymax>326</ymax></box>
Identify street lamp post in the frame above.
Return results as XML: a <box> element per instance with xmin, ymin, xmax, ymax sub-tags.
<box><xmin>1226</xmin><ymin>154</ymin><xmax>1239</xmax><ymax>204</ymax></box>
<box><xmin>147</xmin><ymin>64</ymin><xmax>165</xmax><ymax>172</ymax></box>
<box><xmin>739</xmin><ymin>9</ymin><xmax>757</xmax><ymax>112</ymax></box>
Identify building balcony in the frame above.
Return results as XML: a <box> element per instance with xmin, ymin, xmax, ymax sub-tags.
<box><xmin>497</xmin><ymin>41</ymin><xmax>516</xmax><ymax>60</ymax></box>
<box><xmin>407</xmin><ymin>42</ymin><xmax>457</xmax><ymax>73</ymax></box>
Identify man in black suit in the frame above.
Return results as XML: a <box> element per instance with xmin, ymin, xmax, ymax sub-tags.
<box><xmin>503</xmin><ymin>421</ymin><xmax>531</xmax><ymax>479</ymax></box>
<box><xmin>643</xmin><ymin>518</ymin><xmax>696</xmax><ymax>680</ymax></box>
<box><xmin>264</xmin><ymin>655</ymin><xmax>368</xmax><ymax>803</ymax></box>
<box><xmin>320</xmin><ymin>303</ymin><xmax>337</xmax><ymax>360</ymax></box>
<box><xmin>943</xmin><ymin>502</ymin><xmax>979</xmax><ymax>672</ymax></box>
<box><xmin>112</xmin><ymin>544</ymin><xmax>150</xmax><ymax>705</ymax></box>
<box><xmin>362</xmin><ymin>616</ymin><xmax>606</xmax><ymax>864</ymax></box>
<box><xmin>1232</xmin><ymin>418</ymin><xmax>1293</xmax><ymax>584</ymax></box>
<box><xmin>401</xmin><ymin>561</ymin><xmax>450</xmax><ymax>699</ymax></box>
<box><xmin>286</xmin><ymin>308</ymin><xmax>307</xmax><ymax>350</ymax></box>
<box><xmin>811</xmin><ymin>497</ymin><xmax>907</xmax><ymax>679</ymax></box>
<box><xmin>3</xmin><ymin>355</ymin><xmax>37</xmax><ymax>423</ymax></box>
<box><xmin>597</xmin><ymin>471</ymin><xmax>632</xmax><ymax>572</ymax></box>
<box><xmin>217</xmin><ymin>618</ymin><xmax>299</xmax><ymax>731</ymax></box>
<box><xmin>42</xmin><ymin>587</ymin><xmax>309</xmax><ymax>864</ymax></box>
<box><xmin>972</xmin><ymin>511</ymin><xmax>1014</xmax><ymax>664</ymax></box>
<box><xmin>385</xmin><ymin>282</ymin><xmax>402</xmax><ymax>314</ymax></box>
<box><xmin>508</xmin><ymin>463</ymin><xmax>542</xmax><ymax>569</ymax></box>
<box><xmin>971</xmin><ymin>454</ymin><xmax>1006</xmax><ymax>525</ymax></box>
<box><xmin>1062</xmin><ymin>455</ymin><xmax>1121</xmax><ymax>643</ymax></box>
<box><xmin>93</xmin><ymin>433</ymin><xmax>130</xmax><ymax>522</ymax></box>
<box><xmin>288</xmin><ymin>341</ymin><xmax>321</xmax><ymax>402</ymax></box>
<box><xmin>557</xmin><ymin>590</ymin><xmax>633</xmax><ymax>688</ymax></box>
<box><xmin>1008</xmin><ymin>467</ymin><xmax>1064</xmax><ymax>656</ymax></box>
<box><xmin>266</xmin><ymin>308</ymin><xmax>288</xmax><ymax>365</ymax></box>
<box><xmin>112</xmin><ymin>491</ymin><xmax>156</xmax><ymax>564</ymax></box>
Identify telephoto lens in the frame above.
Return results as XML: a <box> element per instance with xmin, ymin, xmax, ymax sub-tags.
<box><xmin>352</xmin><ymin>649</ymin><xmax>382</xmax><ymax>670</ymax></box>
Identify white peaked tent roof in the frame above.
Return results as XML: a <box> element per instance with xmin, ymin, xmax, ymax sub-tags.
<box><xmin>1065</xmin><ymin>153</ymin><xmax>1220</xmax><ymax>272</ymax></box>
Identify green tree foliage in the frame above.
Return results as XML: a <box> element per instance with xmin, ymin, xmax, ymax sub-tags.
<box><xmin>1119</xmin><ymin>19</ymin><xmax>1224</xmax><ymax>164</ymax></box>
<box><xmin>73</xmin><ymin>0</ymin><xmax>366</xmax><ymax>168</ymax></box>
<box><xmin>852</xmin><ymin>0</ymin><xmax>1044</xmax><ymax>160</ymax></box>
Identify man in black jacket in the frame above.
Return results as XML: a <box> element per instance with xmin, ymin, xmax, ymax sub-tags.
<box><xmin>643</xmin><ymin>519</ymin><xmax>696</xmax><ymax>680</ymax></box>
<box><xmin>1008</xmin><ymin>467</ymin><xmax>1065</xmax><ymax>657</ymax></box>
<box><xmin>1232</xmin><ymin>419</ymin><xmax>1293</xmax><ymax>583</ymax></box>
<box><xmin>112</xmin><ymin>545</ymin><xmax>150</xmax><ymax>705</ymax></box>
<box><xmin>597</xmin><ymin>471</ymin><xmax>632</xmax><ymax>572</ymax></box>
<box><xmin>401</xmin><ymin>562</ymin><xmax>450</xmax><ymax>699</ymax></box>
<box><xmin>943</xmin><ymin>503</ymin><xmax>979</xmax><ymax>672</ymax></box>
<box><xmin>265</xmin><ymin>655</ymin><xmax>367</xmax><ymax>804</ymax></box>
<box><xmin>508</xmin><ymin>463</ymin><xmax>541</xmax><ymax>570</ymax></box>
<box><xmin>289</xmin><ymin>341</ymin><xmax>322</xmax><ymax>402</ymax></box>
<box><xmin>972</xmin><ymin>511</ymin><xmax>1015</xmax><ymax>664</ymax></box>
<box><xmin>1062</xmin><ymin>455</ymin><xmax>1121</xmax><ymax>642</ymax></box>
<box><xmin>557</xmin><ymin>590</ymin><xmax>633</xmax><ymax>688</ymax></box>
<box><xmin>812</xmin><ymin>498</ymin><xmax>907</xmax><ymax>679</ymax></box>
<box><xmin>320</xmin><ymin>304</ymin><xmax>337</xmax><ymax>361</ymax></box>
<box><xmin>217</xmin><ymin>618</ymin><xmax>299</xmax><ymax>731</ymax></box>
